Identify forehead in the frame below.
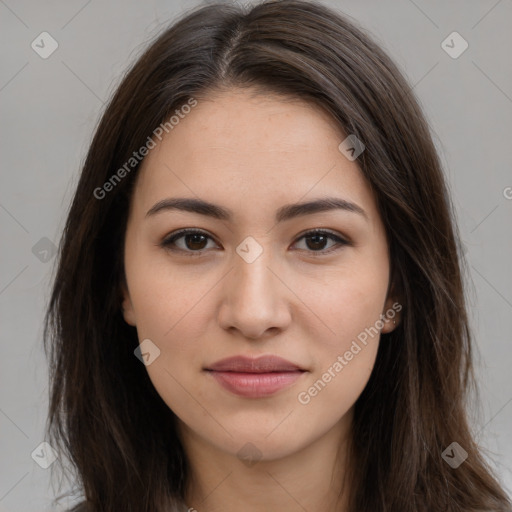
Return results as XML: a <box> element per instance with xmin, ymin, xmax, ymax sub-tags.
<box><xmin>165</xmin><ymin>89</ymin><xmax>345</xmax><ymax>161</ymax></box>
<box><xmin>132</xmin><ymin>88</ymin><xmax>379</xmax><ymax>226</ymax></box>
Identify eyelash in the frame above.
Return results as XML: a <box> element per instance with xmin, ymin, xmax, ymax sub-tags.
<box><xmin>160</xmin><ymin>228</ymin><xmax>350</xmax><ymax>256</ymax></box>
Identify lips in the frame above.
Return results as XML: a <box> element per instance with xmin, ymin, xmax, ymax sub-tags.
<box><xmin>205</xmin><ymin>355</ymin><xmax>305</xmax><ymax>373</ymax></box>
<box><xmin>204</xmin><ymin>355</ymin><xmax>307</xmax><ymax>398</ymax></box>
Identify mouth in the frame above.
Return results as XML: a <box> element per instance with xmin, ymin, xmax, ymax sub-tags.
<box><xmin>204</xmin><ymin>355</ymin><xmax>307</xmax><ymax>398</ymax></box>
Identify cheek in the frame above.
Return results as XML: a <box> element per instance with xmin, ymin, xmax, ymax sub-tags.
<box><xmin>126</xmin><ymin>248</ymin><xmax>217</xmax><ymax>341</ymax></box>
<box><xmin>125</xmin><ymin>255</ymin><xmax>216</xmax><ymax>390</ymax></box>
<box><xmin>124</xmin><ymin>247</ymin><xmax>213</xmax><ymax>403</ymax></box>
<box><xmin>296</xmin><ymin>261</ymin><xmax>389</xmax><ymax>351</ymax></box>
<box><xmin>291</xmin><ymin>265</ymin><xmax>387</xmax><ymax>411</ymax></box>
<box><xmin>129</xmin><ymin>280</ymin><xmax>215</xmax><ymax>426</ymax></box>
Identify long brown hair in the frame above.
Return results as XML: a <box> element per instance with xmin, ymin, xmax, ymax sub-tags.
<box><xmin>44</xmin><ymin>1</ymin><xmax>511</xmax><ymax>510</ymax></box>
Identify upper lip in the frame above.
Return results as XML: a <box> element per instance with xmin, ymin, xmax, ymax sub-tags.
<box><xmin>205</xmin><ymin>355</ymin><xmax>305</xmax><ymax>373</ymax></box>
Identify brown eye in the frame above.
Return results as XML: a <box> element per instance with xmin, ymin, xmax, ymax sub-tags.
<box><xmin>161</xmin><ymin>229</ymin><xmax>218</xmax><ymax>253</ymax></box>
<box><xmin>182</xmin><ymin>233</ymin><xmax>208</xmax><ymax>250</ymax></box>
<box><xmin>305</xmin><ymin>233</ymin><xmax>330</xmax><ymax>250</ymax></box>
<box><xmin>292</xmin><ymin>230</ymin><xmax>349</xmax><ymax>254</ymax></box>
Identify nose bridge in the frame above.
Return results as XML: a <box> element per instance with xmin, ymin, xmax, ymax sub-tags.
<box><xmin>218</xmin><ymin>235</ymin><xmax>290</xmax><ymax>338</ymax></box>
<box><xmin>232</xmin><ymin>235</ymin><xmax>276</xmax><ymax>301</ymax></box>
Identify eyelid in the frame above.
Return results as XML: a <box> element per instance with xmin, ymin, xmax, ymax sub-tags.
<box><xmin>160</xmin><ymin>228</ymin><xmax>220</xmax><ymax>255</ymax></box>
<box><xmin>291</xmin><ymin>228</ymin><xmax>350</xmax><ymax>254</ymax></box>
<box><xmin>160</xmin><ymin>227</ymin><xmax>350</xmax><ymax>255</ymax></box>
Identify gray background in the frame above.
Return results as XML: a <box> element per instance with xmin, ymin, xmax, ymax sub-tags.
<box><xmin>1</xmin><ymin>0</ymin><xmax>511</xmax><ymax>509</ymax></box>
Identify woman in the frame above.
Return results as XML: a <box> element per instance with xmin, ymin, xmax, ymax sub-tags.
<box><xmin>44</xmin><ymin>1</ymin><xmax>511</xmax><ymax>510</ymax></box>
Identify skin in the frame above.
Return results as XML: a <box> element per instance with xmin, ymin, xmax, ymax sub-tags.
<box><xmin>122</xmin><ymin>88</ymin><xmax>400</xmax><ymax>512</ymax></box>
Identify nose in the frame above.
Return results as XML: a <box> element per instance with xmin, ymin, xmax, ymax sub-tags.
<box><xmin>217</xmin><ymin>244</ymin><xmax>292</xmax><ymax>340</ymax></box>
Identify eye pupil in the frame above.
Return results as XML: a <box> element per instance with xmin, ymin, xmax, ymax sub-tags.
<box><xmin>186</xmin><ymin>234</ymin><xmax>207</xmax><ymax>250</ymax></box>
<box><xmin>306</xmin><ymin>234</ymin><xmax>327</xmax><ymax>250</ymax></box>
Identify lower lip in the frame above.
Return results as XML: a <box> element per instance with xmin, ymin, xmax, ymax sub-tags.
<box><xmin>206</xmin><ymin>370</ymin><xmax>305</xmax><ymax>398</ymax></box>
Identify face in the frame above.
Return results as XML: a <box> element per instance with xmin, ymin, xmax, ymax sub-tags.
<box><xmin>122</xmin><ymin>88</ymin><xmax>399</xmax><ymax>463</ymax></box>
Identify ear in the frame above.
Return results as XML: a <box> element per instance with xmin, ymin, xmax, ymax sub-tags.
<box><xmin>380</xmin><ymin>277</ymin><xmax>403</xmax><ymax>334</ymax></box>
<box><xmin>120</xmin><ymin>281</ymin><xmax>137</xmax><ymax>326</ymax></box>
<box><xmin>380</xmin><ymin>295</ymin><xmax>401</xmax><ymax>334</ymax></box>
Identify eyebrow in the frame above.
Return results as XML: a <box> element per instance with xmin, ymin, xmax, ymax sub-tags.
<box><xmin>146</xmin><ymin>196</ymin><xmax>368</xmax><ymax>223</ymax></box>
